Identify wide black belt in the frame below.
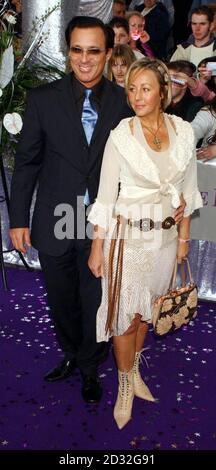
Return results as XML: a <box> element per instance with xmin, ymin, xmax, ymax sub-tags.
<box><xmin>128</xmin><ymin>216</ymin><xmax>175</xmax><ymax>232</ymax></box>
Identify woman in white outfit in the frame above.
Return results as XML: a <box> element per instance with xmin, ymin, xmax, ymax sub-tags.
<box><xmin>88</xmin><ymin>58</ymin><xmax>202</xmax><ymax>429</ymax></box>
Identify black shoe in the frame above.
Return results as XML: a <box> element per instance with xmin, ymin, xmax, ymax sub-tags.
<box><xmin>44</xmin><ymin>358</ymin><xmax>76</xmax><ymax>382</ymax></box>
<box><xmin>81</xmin><ymin>375</ymin><xmax>103</xmax><ymax>403</ymax></box>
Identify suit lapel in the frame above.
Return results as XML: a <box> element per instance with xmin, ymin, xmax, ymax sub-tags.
<box><xmin>56</xmin><ymin>74</ymin><xmax>86</xmax><ymax>141</ymax></box>
<box><xmin>56</xmin><ymin>76</ymin><xmax>119</xmax><ymax>146</ymax></box>
<box><xmin>91</xmin><ymin>80</ymin><xmax>116</xmax><ymax>145</ymax></box>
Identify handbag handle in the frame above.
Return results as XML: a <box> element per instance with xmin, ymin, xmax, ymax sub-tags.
<box><xmin>171</xmin><ymin>257</ymin><xmax>194</xmax><ymax>290</ymax></box>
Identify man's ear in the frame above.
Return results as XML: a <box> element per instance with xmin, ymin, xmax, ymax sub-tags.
<box><xmin>209</xmin><ymin>20</ymin><xmax>214</xmax><ymax>33</ymax></box>
<box><xmin>106</xmin><ymin>48</ymin><xmax>113</xmax><ymax>61</ymax></box>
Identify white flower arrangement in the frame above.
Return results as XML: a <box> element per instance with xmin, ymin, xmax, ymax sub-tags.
<box><xmin>3</xmin><ymin>11</ymin><xmax>17</xmax><ymax>25</ymax></box>
<box><xmin>0</xmin><ymin>0</ymin><xmax>63</xmax><ymax>169</ymax></box>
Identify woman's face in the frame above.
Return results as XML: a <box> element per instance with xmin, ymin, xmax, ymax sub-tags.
<box><xmin>129</xmin><ymin>15</ymin><xmax>145</xmax><ymax>40</ymax></box>
<box><xmin>111</xmin><ymin>58</ymin><xmax>128</xmax><ymax>86</ymax></box>
<box><xmin>128</xmin><ymin>68</ymin><xmax>162</xmax><ymax>118</ymax></box>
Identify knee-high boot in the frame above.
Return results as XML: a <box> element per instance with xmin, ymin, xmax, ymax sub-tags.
<box><xmin>113</xmin><ymin>369</ymin><xmax>134</xmax><ymax>429</ymax></box>
<box><xmin>133</xmin><ymin>351</ymin><xmax>155</xmax><ymax>402</ymax></box>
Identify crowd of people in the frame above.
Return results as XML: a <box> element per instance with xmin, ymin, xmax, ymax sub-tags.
<box><xmin>8</xmin><ymin>0</ymin><xmax>216</xmax><ymax>430</ymax></box>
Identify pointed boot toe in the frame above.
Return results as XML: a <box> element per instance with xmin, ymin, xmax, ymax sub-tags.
<box><xmin>114</xmin><ymin>411</ymin><xmax>131</xmax><ymax>430</ymax></box>
<box><xmin>134</xmin><ymin>380</ymin><xmax>155</xmax><ymax>402</ymax></box>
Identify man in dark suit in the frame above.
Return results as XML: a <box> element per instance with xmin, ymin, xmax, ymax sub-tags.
<box><xmin>9</xmin><ymin>16</ymin><xmax>132</xmax><ymax>403</ymax></box>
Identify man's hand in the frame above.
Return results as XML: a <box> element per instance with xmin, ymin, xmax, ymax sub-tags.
<box><xmin>174</xmin><ymin>194</ymin><xmax>186</xmax><ymax>225</ymax></box>
<box><xmin>9</xmin><ymin>228</ymin><xmax>31</xmax><ymax>254</ymax></box>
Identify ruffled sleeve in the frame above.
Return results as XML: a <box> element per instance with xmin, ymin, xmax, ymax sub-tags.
<box><xmin>182</xmin><ymin>142</ymin><xmax>203</xmax><ymax>217</ymax></box>
<box><xmin>87</xmin><ymin>199</ymin><xmax>115</xmax><ymax>232</ymax></box>
<box><xmin>88</xmin><ymin>135</ymin><xmax>121</xmax><ymax>232</ymax></box>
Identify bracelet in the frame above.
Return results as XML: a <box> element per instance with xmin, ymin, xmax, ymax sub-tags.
<box><xmin>178</xmin><ymin>238</ymin><xmax>190</xmax><ymax>243</ymax></box>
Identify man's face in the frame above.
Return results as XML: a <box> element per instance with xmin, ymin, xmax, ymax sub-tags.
<box><xmin>191</xmin><ymin>14</ymin><xmax>213</xmax><ymax>43</ymax></box>
<box><xmin>144</xmin><ymin>0</ymin><xmax>156</xmax><ymax>8</ymax></box>
<box><xmin>112</xmin><ymin>2</ymin><xmax>126</xmax><ymax>18</ymax></box>
<box><xmin>113</xmin><ymin>26</ymin><xmax>130</xmax><ymax>45</ymax></box>
<box><xmin>69</xmin><ymin>27</ymin><xmax>112</xmax><ymax>88</ymax></box>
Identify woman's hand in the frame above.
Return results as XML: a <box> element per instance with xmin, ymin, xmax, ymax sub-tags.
<box><xmin>196</xmin><ymin>144</ymin><xmax>216</xmax><ymax>162</ymax></box>
<box><xmin>174</xmin><ymin>193</ymin><xmax>186</xmax><ymax>224</ymax></box>
<box><xmin>177</xmin><ymin>240</ymin><xmax>189</xmax><ymax>264</ymax></box>
<box><xmin>88</xmin><ymin>246</ymin><xmax>104</xmax><ymax>278</ymax></box>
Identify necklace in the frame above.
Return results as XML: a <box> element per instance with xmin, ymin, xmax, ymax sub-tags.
<box><xmin>141</xmin><ymin>117</ymin><xmax>164</xmax><ymax>150</ymax></box>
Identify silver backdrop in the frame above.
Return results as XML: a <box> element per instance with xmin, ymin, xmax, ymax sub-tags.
<box><xmin>22</xmin><ymin>0</ymin><xmax>112</xmax><ymax>69</ymax></box>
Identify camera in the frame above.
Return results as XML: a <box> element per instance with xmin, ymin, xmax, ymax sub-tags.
<box><xmin>130</xmin><ymin>31</ymin><xmax>141</xmax><ymax>41</ymax></box>
<box><xmin>170</xmin><ymin>77</ymin><xmax>186</xmax><ymax>86</ymax></box>
<box><xmin>206</xmin><ymin>62</ymin><xmax>216</xmax><ymax>76</ymax></box>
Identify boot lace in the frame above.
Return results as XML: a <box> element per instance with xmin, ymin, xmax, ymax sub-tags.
<box><xmin>119</xmin><ymin>372</ymin><xmax>131</xmax><ymax>411</ymax></box>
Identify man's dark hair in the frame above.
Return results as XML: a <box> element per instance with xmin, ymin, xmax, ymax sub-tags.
<box><xmin>109</xmin><ymin>16</ymin><xmax>129</xmax><ymax>35</ymax></box>
<box><xmin>191</xmin><ymin>5</ymin><xmax>214</xmax><ymax>23</ymax></box>
<box><xmin>167</xmin><ymin>60</ymin><xmax>196</xmax><ymax>77</ymax></box>
<box><xmin>65</xmin><ymin>16</ymin><xmax>113</xmax><ymax>50</ymax></box>
<box><xmin>106</xmin><ymin>25</ymin><xmax>115</xmax><ymax>49</ymax></box>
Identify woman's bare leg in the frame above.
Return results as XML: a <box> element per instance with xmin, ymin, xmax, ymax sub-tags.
<box><xmin>135</xmin><ymin>321</ymin><xmax>149</xmax><ymax>353</ymax></box>
<box><xmin>133</xmin><ymin>320</ymin><xmax>155</xmax><ymax>402</ymax></box>
<box><xmin>113</xmin><ymin>315</ymin><xmax>140</xmax><ymax>371</ymax></box>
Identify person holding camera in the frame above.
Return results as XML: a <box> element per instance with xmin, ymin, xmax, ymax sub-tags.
<box><xmin>126</xmin><ymin>10</ymin><xmax>154</xmax><ymax>57</ymax></box>
<box><xmin>166</xmin><ymin>60</ymin><xmax>204</xmax><ymax>121</ymax></box>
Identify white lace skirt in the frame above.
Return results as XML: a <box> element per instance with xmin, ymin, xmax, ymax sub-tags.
<box><xmin>96</xmin><ymin>226</ymin><xmax>177</xmax><ymax>343</ymax></box>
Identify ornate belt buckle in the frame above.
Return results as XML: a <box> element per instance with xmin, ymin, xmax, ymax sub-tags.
<box><xmin>162</xmin><ymin>216</ymin><xmax>175</xmax><ymax>230</ymax></box>
<box><xmin>140</xmin><ymin>218</ymin><xmax>154</xmax><ymax>231</ymax></box>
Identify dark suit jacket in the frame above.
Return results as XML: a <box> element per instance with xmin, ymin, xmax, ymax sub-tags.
<box><xmin>9</xmin><ymin>74</ymin><xmax>132</xmax><ymax>256</ymax></box>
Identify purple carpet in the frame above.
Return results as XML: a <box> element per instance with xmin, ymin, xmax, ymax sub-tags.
<box><xmin>0</xmin><ymin>267</ymin><xmax>216</xmax><ymax>451</ymax></box>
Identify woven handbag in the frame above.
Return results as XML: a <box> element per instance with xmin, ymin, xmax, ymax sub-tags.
<box><xmin>152</xmin><ymin>258</ymin><xmax>198</xmax><ymax>336</ymax></box>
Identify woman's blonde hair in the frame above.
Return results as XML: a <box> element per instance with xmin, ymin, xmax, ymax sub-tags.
<box><xmin>125</xmin><ymin>57</ymin><xmax>172</xmax><ymax>110</ymax></box>
<box><xmin>107</xmin><ymin>44</ymin><xmax>136</xmax><ymax>82</ymax></box>
<box><xmin>126</xmin><ymin>10</ymin><xmax>144</xmax><ymax>23</ymax></box>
